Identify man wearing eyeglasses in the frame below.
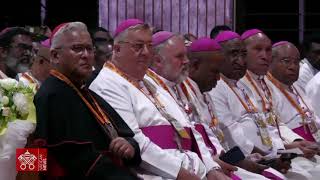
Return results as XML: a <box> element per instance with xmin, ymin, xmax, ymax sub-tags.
<box><xmin>238</xmin><ymin>29</ymin><xmax>307</xmax><ymax>146</ymax></box>
<box><xmin>33</xmin><ymin>21</ymin><xmax>142</xmax><ymax>179</ymax></box>
<box><xmin>86</xmin><ymin>27</ymin><xmax>114</xmax><ymax>85</ymax></box>
<box><xmin>89</xmin><ymin>27</ymin><xmax>113</xmax><ymax>71</ymax></box>
<box><xmin>90</xmin><ymin>19</ymin><xmax>219</xmax><ymax>180</ymax></box>
<box><xmin>256</xmin><ymin>41</ymin><xmax>320</xmax><ymax>179</ymax></box>
<box><xmin>0</xmin><ymin>27</ymin><xmax>34</xmax><ymax>78</ymax></box>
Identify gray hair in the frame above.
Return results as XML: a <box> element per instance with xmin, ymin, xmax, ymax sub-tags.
<box><xmin>153</xmin><ymin>34</ymin><xmax>184</xmax><ymax>56</ymax></box>
<box><xmin>272</xmin><ymin>46</ymin><xmax>280</xmax><ymax>59</ymax></box>
<box><xmin>51</xmin><ymin>22</ymin><xmax>88</xmax><ymax>49</ymax></box>
<box><xmin>113</xmin><ymin>24</ymin><xmax>150</xmax><ymax>44</ymax></box>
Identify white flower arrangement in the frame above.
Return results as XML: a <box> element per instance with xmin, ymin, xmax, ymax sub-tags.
<box><xmin>0</xmin><ymin>78</ymin><xmax>36</xmax><ymax>135</ymax></box>
<box><xmin>0</xmin><ymin>78</ymin><xmax>36</xmax><ymax>180</ymax></box>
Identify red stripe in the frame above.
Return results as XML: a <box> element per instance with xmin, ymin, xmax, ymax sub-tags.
<box><xmin>85</xmin><ymin>154</ymin><xmax>103</xmax><ymax>176</ymax></box>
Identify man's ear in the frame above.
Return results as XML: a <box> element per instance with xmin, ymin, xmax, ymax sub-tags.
<box><xmin>113</xmin><ymin>44</ymin><xmax>121</xmax><ymax>58</ymax></box>
<box><xmin>153</xmin><ymin>54</ymin><xmax>163</xmax><ymax>67</ymax></box>
<box><xmin>191</xmin><ymin>59</ymin><xmax>201</xmax><ymax>70</ymax></box>
<box><xmin>113</xmin><ymin>44</ymin><xmax>120</xmax><ymax>53</ymax></box>
<box><xmin>189</xmin><ymin>59</ymin><xmax>201</xmax><ymax>75</ymax></box>
<box><xmin>50</xmin><ymin>49</ymin><xmax>59</xmax><ymax>64</ymax></box>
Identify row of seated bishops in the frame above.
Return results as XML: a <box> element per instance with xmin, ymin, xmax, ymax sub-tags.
<box><xmin>1</xmin><ymin>19</ymin><xmax>320</xmax><ymax>180</ymax></box>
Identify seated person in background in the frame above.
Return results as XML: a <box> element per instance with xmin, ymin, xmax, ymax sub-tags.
<box><xmin>89</xmin><ymin>27</ymin><xmax>113</xmax><ymax>70</ymax></box>
<box><xmin>90</xmin><ymin>19</ymin><xmax>220</xmax><ymax>180</ymax></box>
<box><xmin>295</xmin><ymin>33</ymin><xmax>320</xmax><ymax>93</ymax></box>
<box><xmin>184</xmin><ymin>33</ymin><xmax>198</xmax><ymax>47</ymax></box>
<box><xmin>0</xmin><ymin>27</ymin><xmax>34</xmax><ymax>78</ymax></box>
<box><xmin>17</xmin><ymin>44</ymin><xmax>52</xmax><ymax>90</ymax></box>
<box><xmin>210</xmin><ymin>25</ymin><xmax>231</xmax><ymax>39</ymax></box>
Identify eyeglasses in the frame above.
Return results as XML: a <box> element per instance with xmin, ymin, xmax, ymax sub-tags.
<box><xmin>280</xmin><ymin>57</ymin><xmax>300</xmax><ymax>66</ymax></box>
<box><xmin>56</xmin><ymin>44</ymin><xmax>95</xmax><ymax>54</ymax></box>
<box><xmin>119</xmin><ymin>41</ymin><xmax>153</xmax><ymax>53</ymax></box>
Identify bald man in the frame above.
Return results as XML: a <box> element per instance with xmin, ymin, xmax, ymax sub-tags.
<box><xmin>238</xmin><ymin>30</ymin><xmax>306</xmax><ymax>146</ymax></box>
<box><xmin>266</xmin><ymin>42</ymin><xmax>320</xmax><ymax>142</ymax></box>
<box><xmin>265</xmin><ymin>41</ymin><xmax>320</xmax><ymax>179</ymax></box>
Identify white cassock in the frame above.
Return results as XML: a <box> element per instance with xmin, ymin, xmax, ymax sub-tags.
<box><xmin>265</xmin><ymin>75</ymin><xmax>320</xmax><ymax>180</ymax></box>
<box><xmin>306</xmin><ymin>72</ymin><xmax>320</xmax><ymax>118</ymax></box>
<box><xmin>209</xmin><ymin>76</ymin><xmax>317</xmax><ymax>180</ymax></box>
<box><xmin>295</xmin><ymin>58</ymin><xmax>319</xmax><ymax>93</ymax></box>
<box><xmin>16</xmin><ymin>71</ymin><xmax>40</xmax><ymax>90</ymax></box>
<box><xmin>145</xmin><ymin>70</ymin><xmax>274</xmax><ymax>180</ymax></box>
<box><xmin>178</xmin><ymin>78</ymin><xmax>280</xmax><ymax>180</ymax></box>
<box><xmin>208</xmin><ymin>76</ymin><xmax>284</xmax><ymax>155</ymax></box>
<box><xmin>265</xmin><ymin>76</ymin><xmax>320</xmax><ymax>141</ymax></box>
<box><xmin>89</xmin><ymin>66</ymin><xmax>217</xmax><ymax>180</ymax></box>
<box><xmin>239</xmin><ymin>70</ymin><xmax>303</xmax><ymax>144</ymax></box>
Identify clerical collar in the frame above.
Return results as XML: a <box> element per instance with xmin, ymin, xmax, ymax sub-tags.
<box><xmin>155</xmin><ymin>70</ymin><xmax>177</xmax><ymax>88</ymax></box>
<box><xmin>105</xmin><ymin>62</ymin><xmax>140</xmax><ymax>86</ymax></box>
<box><xmin>186</xmin><ymin>78</ymin><xmax>201</xmax><ymax>94</ymax></box>
<box><xmin>70</xmin><ymin>77</ymin><xmax>86</xmax><ymax>89</ymax></box>
<box><xmin>111</xmin><ymin>61</ymin><xmax>141</xmax><ymax>83</ymax></box>
<box><xmin>220</xmin><ymin>74</ymin><xmax>238</xmax><ymax>87</ymax></box>
<box><xmin>269</xmin><ymin>73</ymin><xmax>291</xmax><ymax>90</ymax></box>
<box><xmin>247</xmin><ymin>70</ymin><xmax>264</xmax><ymax>81</ymax></box>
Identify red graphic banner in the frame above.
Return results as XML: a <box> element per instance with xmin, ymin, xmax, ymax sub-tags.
<box><xmin>16</xmin><ymin>148</ymin><xmax>47</xmax><ymax>172</ymax></box>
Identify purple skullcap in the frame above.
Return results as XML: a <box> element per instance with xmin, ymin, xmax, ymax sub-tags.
<box><xmin>152</xmin><ymin>31</ymin><xmax>175</xmax><ymax>46</ymax></box>
<box><xmin>41</xmin><ymin>39</ymin><xmax>50</xmax><ymax>48</ymax></box>
<box><xmin>113</xmin><ymin>19</ymin><xmax>144</xmax><ymax>38</ymax></box>
<box><xmin>272</xmin><ymin>41</ymin><xmax>291</xmax><ymax>48</ymax></box>
<box><xmin>214</xmin><ymin>31</ymin><xmax>240</xmax><ymax>43</ymax></box>
<box><xmin>241</xmin><ymin>29</ymin><xmax>263</xmax><ymax>40</ymax></box>
<box><xmin>189</xmin><ymin>37</ymin><xmax>221</xmax><ymax>52</ymax></box>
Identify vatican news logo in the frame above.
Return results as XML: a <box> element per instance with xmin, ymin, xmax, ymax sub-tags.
<box><xmin>16</xmin><ymin>148</ymin><xmax>47</xmax><ymax>172</ymax></box>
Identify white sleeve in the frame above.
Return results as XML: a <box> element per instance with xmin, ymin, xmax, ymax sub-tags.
<box><xmin>90</xmin><ymin>78</ymin><xmax>182</xmax><ymax>179</ymax></box>
<box><xmin>306</xmin><ymin>74</ymin><xmax>320</xmax><ymax>119</ymax></box>
<box><xmin>209</xmin><ymin>87</ymin><xmax>254</xmax><ymax>157</ymax></box>
<box><xmin>279</xmin><ymin>125</ymin><xmax>303</xmax><ymax>143</ymax></box>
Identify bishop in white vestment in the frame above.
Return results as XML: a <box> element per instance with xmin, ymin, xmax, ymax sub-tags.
<box><xmin>265</xmin><ymin>41</ymin><xmax>320</xmax><ymax>179</ymax></box>
<box><xmin>148</xmin><ymin>34</ymin><xmax>274</xmax><ymax>179</ymax></box>
<box><xmin>90</xmin><ymin>19</ymin><xmax>218</xmax><ymax>180</ymax></box>
<box><xmin>294</xmin><ymin>34</ymin><xmax>320</xmax><ymax>92</ymax></box>
<box><xmin>210</xmin><ymin>30</ymin><xmax>318</xmax><ymax>180</ymax></box>
<box><xmin>306</xmin><ymin>72</ymin><xmax>320</xmax><ymax>118</ymax></box>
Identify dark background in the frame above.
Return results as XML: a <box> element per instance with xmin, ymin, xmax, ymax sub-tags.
<box><xmin>0</xmin><ymin>0</ymin><xmax>98</xmax><ymax>30</ymax></box>
<box><xmin>236</xmin><ymin>0</ymin><xmax>319</xmax><ymax>45</ymax></box>
<box><xmin>1</xmin><ymin>0</ymin><xmax>318</xmax><ymax>46</ymax></box>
